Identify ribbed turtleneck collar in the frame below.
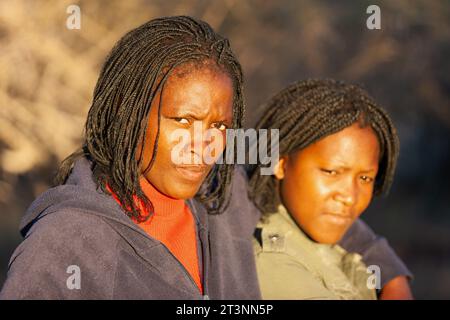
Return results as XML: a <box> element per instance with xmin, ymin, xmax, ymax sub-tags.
<box><xmin>139</xmin><ymin>177</ymin><xmax>186</xmax><ymax>220</ymax></box>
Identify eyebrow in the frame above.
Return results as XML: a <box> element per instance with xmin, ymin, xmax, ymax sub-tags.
<box><xmin>359</xmin><ymin>168</ymin><xmax>377</xmax><ymax>174</ymax></box>
<box><xmin>177</xmin><ymin>111</ymin><xmax>203</xmax><ymax>121</ymax></box>
<box><xmin>323</xmin><ymin>161</ymin><xmax>378</xmax><ymax>173</ymax></box>
<box><xmin>170</xmin><ymin>110</ymin><xmax>232</xmax><ymax>124</ymax></box>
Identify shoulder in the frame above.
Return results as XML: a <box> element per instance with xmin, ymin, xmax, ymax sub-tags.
<box><xmin>256</xmin><ymin>211</ymin><xmax>325</xmax><ymax>272</ymax></box>
<box><xmin>254</xmin><ymin>214</ymin><xmax>340</xmax><ymax>300</ymax></box>
<box><xmin>254</xmin><ymin>244</ymin><xmax>336</xmax><ymax>300</ymax></box>
<box><xmin>226</xmin><ymin>166</ymin><xmax>261</xmax><ymax>234</ymax></box>
<box><xmin>1</xmin><ymin>210</ymin><xmax>121</xmax><ymax>299</ymax></box>
<box><xmin>209</xmin><ymin>165</ymin><xmax>261</xmax><ymax>238</ymax></box>
<box><xmin>26</xmin><ymin>209</ymin><xmax>122</xmax><ymax>251</ymax></box>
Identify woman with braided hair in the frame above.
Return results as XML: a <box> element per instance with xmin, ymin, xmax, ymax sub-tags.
<box><xmin>0</xmin><ymin>16</ymin><xmax>252</xmax><ymax>299</ymax></box>
<box><xmin>249</xmin><ymin>79</ymin><xmax>413</xmax><ymax>299</ymax></box>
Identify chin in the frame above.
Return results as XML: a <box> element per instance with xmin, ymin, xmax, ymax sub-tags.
<box><xmin>167</xmin><ymin>183</ymin><xmax>201</xmax><ymax>200</ymax></box>
<box><xmin>307</xmin><ymin>229</ymin><xmax>344</xmax><ymax>245</ymax></box>
<box><xmin>316</xmin><ymin>235</ymin><xmax>343</xmax><ymax>245</ymax></box>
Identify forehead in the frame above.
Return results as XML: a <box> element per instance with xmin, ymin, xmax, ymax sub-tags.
<box><xmin>296</xmin><ymin>123</ymin><xmax>381</xmax><ymax>166</ymax></box>
<box><xmin>170</xmin><ymin>59</ymin><xmax>226</xmax><ymax>79</ymax></box>
<box><xmin>160</xmin><ymin>64</ymin><xmax>234</xmax><ymax>114</ymax></box>
<box><xmin>166</xmin><ymin>65</ymin><xmax>232</xmax><ymax>92</ymax></box>
<box><xmin>168</xmin><ymin>60</ymin><xmax>231</xmax><ymax>83</ymax></box>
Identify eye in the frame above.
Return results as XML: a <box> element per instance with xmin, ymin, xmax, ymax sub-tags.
<box><xmin>173</xmin><ymin>117</ymin><xmax>189</xmax><ymax>125</ymax></box>
<box><xmin>360</xmin><ymin>175</ymin><xmax>375</xmax><ymax>184</ymax></box>
<box><xmin>212</xmin><ymin>122</ymin><xmax>228</xmax><ymax>131</ymax></box>
<box><xmin>321</xmin><ymin>168</ymin><xmax>338</xmax><ymax>176</ymax></box>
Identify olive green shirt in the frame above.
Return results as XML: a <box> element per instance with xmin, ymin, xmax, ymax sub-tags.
<box><xmin>254</xmin><ymin>204</ymin><xmax>377</xmax><ymax>300</ymax></box>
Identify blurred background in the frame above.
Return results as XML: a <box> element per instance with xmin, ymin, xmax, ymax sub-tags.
<box><xmin>0</xmin><ymin>0</ymin><xmax>449</xmax><ymax>299</ymax></box>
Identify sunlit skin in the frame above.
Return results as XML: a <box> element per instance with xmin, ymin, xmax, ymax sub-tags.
<box><xmin>275</xmin><ymin>123</ymin><xmax>380</xmax><ymax>244</ymax></box>
<box><xmin>379</xmin><ymin>275</ymin><xmax>414</xmax><ymax>300</ymax></box>
<box><xmin>136</xmin><ymin>63</ymin><xmax>233</xmax><ymax>200</ymax></box>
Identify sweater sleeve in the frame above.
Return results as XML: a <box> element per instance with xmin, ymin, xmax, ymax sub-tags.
<box><xmin>338</xmin><ymin>218</ymin><xmax>413</xmax><ymax>288</ymax></box>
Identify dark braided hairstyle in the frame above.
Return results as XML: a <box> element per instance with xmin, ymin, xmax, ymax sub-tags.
<box><xmin>248</xmin><ymin>79</ymin><xmax>399</xmax><ymax>215</ymax></box>
<box><xmin>54</xmin><ymin>16</ymin><xmax>244</xmax><ymax>221</ymax></box>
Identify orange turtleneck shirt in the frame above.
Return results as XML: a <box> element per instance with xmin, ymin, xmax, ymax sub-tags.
<box><xmin>108</xmin><ymin>178</ymin><xmax>203</xmax><ymax>293</ymax></box>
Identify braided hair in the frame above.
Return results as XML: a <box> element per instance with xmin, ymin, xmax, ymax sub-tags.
<box><xmin>54</xmin><ymin>16</ymin><xmax>244</xmax><ymax>221</ymax></box>
<box><xmin>248</xmin><ymin>79</ymin><xmax>399</xmax><ymax>215</ymax></box>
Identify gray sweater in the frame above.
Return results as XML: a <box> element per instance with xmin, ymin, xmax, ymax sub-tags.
<box><xmin>0</xmin><ymin>157</ymin><xmax>411</xmax><ymax>299</ymax></box>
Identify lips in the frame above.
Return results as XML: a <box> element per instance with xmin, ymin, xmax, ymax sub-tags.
<box><xmin>175</xmin><ymin>165</ymin><xmax>209</xmax><ymax>181</ymax></box>
<box><xmin>323</xmin><ymin>212</ymin><xmax>352</xmax><ymax>225</ymax></box>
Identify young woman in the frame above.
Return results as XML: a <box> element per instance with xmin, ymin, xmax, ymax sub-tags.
<box><xmin>1</xmin><ymin>17</ymin><xmax>410</xmax><ymax>299</ymax></box>
<box><xmin>248</xmin><ymin>79</ymin><xmax>413</xmax><ymax>299</ymax></box>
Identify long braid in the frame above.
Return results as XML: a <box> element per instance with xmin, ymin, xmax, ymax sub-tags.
<box><xmin>248</xmin><ymin>79</ymin><xmax>399</xmax><ymax>215</ymax></box>
<box><xmin>54</xmin><ymin>16</ymin><xmax>244</xmax><ymax>221</ymax></box>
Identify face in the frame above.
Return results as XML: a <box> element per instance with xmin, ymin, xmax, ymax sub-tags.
<box><xmin>137</xmin><ymin>64</ymin><xmax>234</xmax><ymax>199</ymax></box>
<box><xmin>275</xmin><ymin>123</ymin><xmax>380</xmax><ymax>244</ymax></box>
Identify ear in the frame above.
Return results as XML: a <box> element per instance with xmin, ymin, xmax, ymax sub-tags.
<box><xmin>274</xmin><ymin>156</ymin><xmax>287</xmax><ymax>180</ymax></box>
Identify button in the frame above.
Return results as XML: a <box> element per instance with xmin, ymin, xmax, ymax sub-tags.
<box><xmin>269</xmin><ymin>234</ymin><xmax>279</xmax><ymax>242</ymax></box>
<box><xmin>265</xmin><ymin>233</ymin><xmax>286</xmax><ymax>252</ymax></box>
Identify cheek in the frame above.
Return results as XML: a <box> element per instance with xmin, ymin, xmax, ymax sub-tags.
<box><xmin>283</xmin><ymin>170</ymin><xmax>328</xmax><ymax>217</ymax></box>
<box><xmin>156</xmin><ymin>127</ymin><xmax>181</xmax><ymax>163</ymax></box>
<box><xmin>140</xmin><ymin>126</ymin><xmax>178</xmax><ymax>172</ymax></box>
<box><xmin>354</xmin><ymin>187</ymin><xmax>374</xmax><ymax>217</ymax></box>
<box><xmin>215</xmin><ymin>131</ymin><xmax>227</xmax><ymax>154</ymax></box>
<box><xmin>313</xmin><ymin>177</ymin><xmax>336</xmax><ymax>200</ymax></box>
<box><xmin>295</xmin><ymin>172</ymin><xmax>334</xmax><ymax>207</ymax></box>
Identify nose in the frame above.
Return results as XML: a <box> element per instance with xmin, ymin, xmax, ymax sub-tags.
<box><xmin>189</xmin><ymin>121</ymin><xmax>219</xmax><ymax>164</ymax></box>
<box><xmin>333</xmin><ymin>176</ymin><xmax>357</xmax><ymax>207</ymax></box>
